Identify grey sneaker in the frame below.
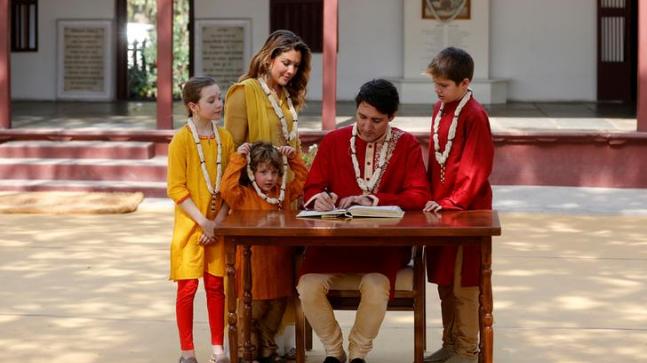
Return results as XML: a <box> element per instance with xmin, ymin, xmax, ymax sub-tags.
<box><xmin>179</xmin><ymin>357</ymin><xmax>198</xmax><ymax>363</ymax></box>
<box><xmin>209</xmin><ymin>353</ymin><xmax>230</xmax><ymax>363</ymax></box>
<box><xmin>424</xmin><ymin>345</ymin><xmax>454</xmax><ymax>363</ymax></box>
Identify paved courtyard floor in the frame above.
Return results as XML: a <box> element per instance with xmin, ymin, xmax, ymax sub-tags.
<box><xmin>9</xmin><ymin>100</ymin><xmax>638</xmax><ymax>133</ymax></box>
<box><xmin>1</xmin><ymin>186</ymin><xmax>646</xmax><ymax>363</ymax></box>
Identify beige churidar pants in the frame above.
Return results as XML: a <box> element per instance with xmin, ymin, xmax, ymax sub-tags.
<box><xmin>297</xmin><ymin>273</ymin><xmax>390</xmax><ymax>360</ymax></box>
<box><xmin>438</xmin><ymin>245</ymin><xmax>479</xmax><ymax>358</ymax></box>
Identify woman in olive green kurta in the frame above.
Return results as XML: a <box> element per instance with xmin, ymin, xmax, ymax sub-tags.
<box><xmin>223</xmin><ymin>29</ymin><xmax>312</xmax><ymax>360</ymax></box>
<box><xmin>224</xmin><ymin>29</ymin><xmax>311</xmax><ymax>150</ymax></box>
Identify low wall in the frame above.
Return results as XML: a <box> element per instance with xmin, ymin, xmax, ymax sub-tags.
<box><xmin>3</xmin><ymin>129</ymin><xmax>647</xmax><ymax>188</ymax></box>
<box><xmin>303</xmin><ymin>130</ymin><xmax>647</xmax><ymax>188</ymax></box>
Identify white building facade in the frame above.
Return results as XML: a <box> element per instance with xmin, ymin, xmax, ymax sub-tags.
<box><xmin>9</xmin><ymin>0</ymin><xmax>603</xmax><ymax>104</ymax></box>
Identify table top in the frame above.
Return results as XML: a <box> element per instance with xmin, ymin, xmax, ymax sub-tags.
<box><xmin>216</xmin><ymin>210</ymin><xmax>501</xmax><ymax>238</ymax></box>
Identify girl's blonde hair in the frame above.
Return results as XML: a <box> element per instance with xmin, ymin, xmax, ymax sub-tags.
<box><xmin>182</xmin><ymin>76</ymin><xmax>218</xmax><ymax>117</ymax></box>
<box><xmin>240</xmin><ymin>30</ymin><xmax>311</xmax><ymax>108</ymax></box>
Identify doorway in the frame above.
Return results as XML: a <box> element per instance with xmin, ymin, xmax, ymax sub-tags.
<box><xmin>597</xmin><ymin>0</ymin><xmax>638</xmax><ymax>103</ymax></box>
<box><xmin>116</xmin><ymin>0</ymin><xmax>193</xmax><ymax>100</ymax></box>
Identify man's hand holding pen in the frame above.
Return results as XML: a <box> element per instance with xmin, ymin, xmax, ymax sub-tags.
<box><xmin>314</xmin><ymin>189</ymin><xmax>338</xmax><ymax>211</ymax></box>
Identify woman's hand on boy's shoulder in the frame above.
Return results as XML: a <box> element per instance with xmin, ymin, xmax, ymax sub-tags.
<box><xmin>237</xmin><ymin>143</ymin><xmax>251</xmax><ymax>155</ymax></box>
<box><xmin>278</xmin><ymin>145</ymin><xmax>296</xmax><ymax>159</ymax></box>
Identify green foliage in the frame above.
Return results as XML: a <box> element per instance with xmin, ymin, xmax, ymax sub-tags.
<box><xmin>302</xmin><ymin>144</ymin><xmax>319</xmax><ymax>169</ymax></box>
<box><xmin>127</xmin><ymin>0</ymin><xmax>189</xmax><ymax>100</ymax></box>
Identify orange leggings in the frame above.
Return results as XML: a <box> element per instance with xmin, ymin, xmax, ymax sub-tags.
<box><xmin>176</xmin><ymin>273</ymin><xmax>225</xmax><ymax>350</ymax></box>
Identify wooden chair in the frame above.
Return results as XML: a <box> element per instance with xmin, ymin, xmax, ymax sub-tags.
<box><xmin>295</xmin><ymin>247</ymin><xmax>427</xmax><ymax>363</ymax></box>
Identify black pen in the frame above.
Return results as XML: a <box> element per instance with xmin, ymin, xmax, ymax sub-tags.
<box><xmin>323</xmin><ymin>187</ymin><xmax>336</xmax><ymax>206</ymax></box>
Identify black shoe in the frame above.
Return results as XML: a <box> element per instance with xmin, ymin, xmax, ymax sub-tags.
<box><xmin>259</xmin><ymin>354</ymin><xmax>286</xmax><ymax>363</ymax></box>
<box><xmin>323</xmin><ymin>357</ymin><xmax>342</xmax><ymax>363</ymax></box>
<box><xmin>350</xmin><ymin>359</ymin><xmax>366</xmax><ymax>363</ymax></box>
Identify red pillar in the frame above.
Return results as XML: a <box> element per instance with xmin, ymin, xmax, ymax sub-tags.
<box><xmin>156</xmin><ymin>0</ymin><xmax>173</xmax><ymax>129</ymax></box>
<box><xmin>0</xmin><ymin>0</ymin><xmax>11</xmax><ymax>129</ymax></box>
<box><xmin>322</xmin><ymin>0</ymin><xmax>338</xmax><ymax>131</ymax></box>
<box><xmin>638</xmin><ymin>0</ymin><xmax>647</xmax><ymax>131</ymax></box>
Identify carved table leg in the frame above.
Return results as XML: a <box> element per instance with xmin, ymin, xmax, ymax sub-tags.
<box><xmin>243</xmin><ymin>245</ymin><xmax>254</xmax><ymax>363</ymax></box>
<box><xmin>479</xmin><ymin>237</ymin><xmax>493</xmax><ymax>363</ymax></box>
<box><xmin>225</xmin><ymin>239</ymin><xmax>238</xmax><ymax>363</ymax></box>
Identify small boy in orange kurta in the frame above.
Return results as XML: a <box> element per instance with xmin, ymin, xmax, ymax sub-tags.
<box><xmin>220</xmin><ymin>141</ymin><xmax>308</xmax><ymax>363</ymax></box>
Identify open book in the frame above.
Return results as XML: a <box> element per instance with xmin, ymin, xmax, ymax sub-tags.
<box><xmin>296</xmin><ymin>205</ymin><xmax>404</xmax><ymax>219</ymax></box>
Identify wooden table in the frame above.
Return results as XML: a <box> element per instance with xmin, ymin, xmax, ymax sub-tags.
<box><xmin>217</xmin><ymin>210</ymin><xmax>501</xmax><ymax>363</ymax></box>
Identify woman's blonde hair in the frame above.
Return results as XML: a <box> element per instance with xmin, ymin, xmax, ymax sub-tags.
<box><xmin>240</xmin><ymin>30</ymin><xmax>311</xmax><ymax>108</ymax></box>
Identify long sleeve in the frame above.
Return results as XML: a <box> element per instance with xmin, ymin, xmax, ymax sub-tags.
<box><xmin>374</xmin><ymin>136</ymin><xmax>431</xmax><ymax>210</ymax></box>
<box><xmin>167</xmin><ymin>131</ymin><xmax>191</xmax><ymax>204</ymax></box>
<box><xmin>303</xmin><ymin>133</ymin><xmax>333</xmax><ymax>202</ymax></box>
<box><xmin>224</xmin><ymin>85</ymin><xmax>248</xmax><ymax>148</ymax></box>
<box><xmin>220</xmin><ymin>153</ymin><xmax>248</xmax><ymax>208</ymax></box>
<box><xmin>286</xmin><ymin>155</ymin><xmax>308</xmax><ymax>203</ymax></box>
<box><xmin>438</xmin><ymin>108</ymin><xmax>494</xmax><ymax>210</ymax></box>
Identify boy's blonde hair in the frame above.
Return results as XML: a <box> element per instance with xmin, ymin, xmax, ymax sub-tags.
<box><xmin>426</xmin><ymin>47</ymin><xmax>474</xmax><ymax>85</ymax></box>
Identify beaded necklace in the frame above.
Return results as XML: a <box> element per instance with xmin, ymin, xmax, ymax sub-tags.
<box><xmin>186</xmin><ymin>117</ymin><xmax>222</xmax><ymax>212</ymax></box>
<box><xmin>257</xmin><ymin>77</ymin><xmax>299</xmax><ymax>144</ymax></box>
<box><xmin>350</xmin><ymin>123</ymin><xmax>392</xmax><ymax>195</ymax></box>
<box><xmin>432</xmin><ymin>89</ymin><xmax>472</xmax><ymax>183</ymax></box>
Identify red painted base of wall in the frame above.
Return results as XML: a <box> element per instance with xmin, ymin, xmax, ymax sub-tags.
<box><xmin>304</xmin><ymin>131</ymin><xmax>647</xmax><ymax>189</ymax></box>
<box><xmin>2</xmin><ymin>129</ymin><xmax>647</xmax><ymax>189</ymax></box>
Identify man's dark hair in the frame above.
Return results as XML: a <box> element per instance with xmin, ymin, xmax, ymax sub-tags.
<box><xmin>354</xmin><ymin>79</ymin><xmax>399</xmax><ymax>117</ymax></box>
<box><xmin>426</xmin><ymin>47</ymin><xmax>474</xmax><ymax>84</ymax></box>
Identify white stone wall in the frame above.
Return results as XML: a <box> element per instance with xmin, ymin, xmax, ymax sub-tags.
<box><xmin>334</xmin><ymin>0</ymin><xmax>403</xmax><ymax>100</ymax></box>
<box><xmin>490</xmin><ymin>0</ymin><xmax>597</xmax><ymax>102</ymax></box>
<box><xmin>8</xmin><ymin>0</ymin><xmax>600</xmax><ymax>102</ymax></box>
<box><xmin>10</xmin><ymin>0</ymin><xmax>115</xmax><ymax>100</ymax></box>
<box><xmin>194</xmin><ymin>0</ymin><xmax>269</xmax><ymax>63</ymax></box>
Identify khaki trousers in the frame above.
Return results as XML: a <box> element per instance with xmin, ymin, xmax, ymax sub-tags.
<box><xmin>237</xmin><ymin>298</ymin><xmax>287</xmax><ymax>359</ymax></box>
<box><xmin>438</xmin><ymin>246</ymin><xmax>479</xmax><ymax>358</ymax></box>
<box><xmin>297</xmin><ymin>273</ymin><xmax>390</xmax><ymax>360</ymax></box>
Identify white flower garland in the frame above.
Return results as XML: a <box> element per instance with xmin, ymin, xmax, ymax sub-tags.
<box><xmin>186</xmin><ymin>117</ymin><xmax>223</xmax><ymax>196</ymax></box>
<box><xmin>350</xmin><ymin>123</ymin><xmax>393</xmax><ymax>195</ymax></box>
<box><xmin>432</xmin><ymin>89</ymin><xmax>472</xmax><ymax>182</ymax></box>
<box><xmin>245</xmin><ymin>147</ymin><xmax>289</xmax><ymax>208</ymax></box>
<box><xmin>257</xmin><ymin>77</ymin><xmax>299</xmax><ymax>144</ymax></box>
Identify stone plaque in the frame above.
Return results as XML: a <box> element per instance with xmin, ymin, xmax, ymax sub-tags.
<box><xmin>63</xmin><ymin>27</ymin><xmax>105</xmax><ymax>92</ymax></box>
<box><xmin>195</xmin><ymin>20</ymin><xmax>251</xmax><ymax>91</ymax></box>
<box><xmin>57</xmin><ymin>20</ymin><xmax>113</xmax><ymax>100</ymax></box>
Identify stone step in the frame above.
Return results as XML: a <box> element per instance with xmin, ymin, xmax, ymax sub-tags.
<box><xmin>0</xmin><ymin>179</ymin><xmax>167</xmax><ymax>198</ymax></box>
<box><xmin>0</xmin><ymin>156</ymin><xmax>167</xmax><ymax>182</ymax></box>
<box><xmin>0</xmin><ymin>140</ymin><xmax>156</xmax><ymax>159</ymax></box>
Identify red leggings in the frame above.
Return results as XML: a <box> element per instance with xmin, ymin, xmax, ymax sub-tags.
<box><xmin>176</xmin><ymin>273</ymin><xmax>225</xmax><ymax>350</ymax></box>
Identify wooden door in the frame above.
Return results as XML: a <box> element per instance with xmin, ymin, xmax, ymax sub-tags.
<box><xmin>597</xmin><ymin>0</ymin><xmax>638</xmax><ymax>102</ymax></box>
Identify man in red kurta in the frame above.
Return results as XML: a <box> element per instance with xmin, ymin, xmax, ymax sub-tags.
<box><xmin>423</xmin><ymin>47</ymin><xmax>494</xmax><ymax>363</ymax></box>
<box><xmin>297</xmin><ymin>79</ymin><xmax>430</xmax><ymax>363</ymax></box>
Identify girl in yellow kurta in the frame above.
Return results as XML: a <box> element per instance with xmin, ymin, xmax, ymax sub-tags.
<box><xmin>168</xmin><ymin>76</ymin><xmax>235</xmax><ymax>363</ymax></box>
<box><xmin>224</xmin><ymin>29</ymin><xmax>312</xmax><ymax>360</ymax></box>
<box><xmin>220</xmin><ymin>142</ymin><xmax>308</xmax><ymax>363</ymax></box>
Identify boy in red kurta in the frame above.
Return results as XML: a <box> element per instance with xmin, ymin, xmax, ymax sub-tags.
<box><xmin>298</xmin><ymin>79</ymin><xmax>430</xmax><ymax>363</ymax></box>
<box><xmin>423</xmin><ymin>48</ymin><xmax>494</xmax><ymax>363</ymax></box>
<box><xmin>220</xmin><ymin>142</ymin><xmax>308</xmax><ymax>363</ymax></box>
